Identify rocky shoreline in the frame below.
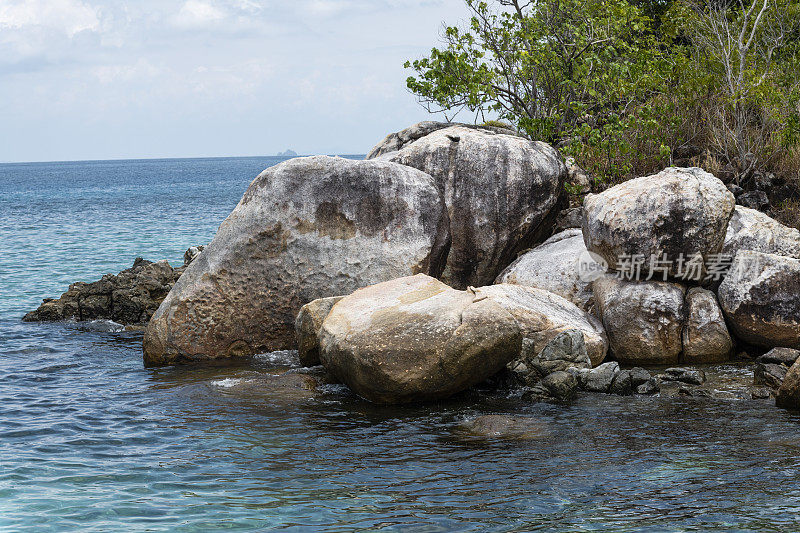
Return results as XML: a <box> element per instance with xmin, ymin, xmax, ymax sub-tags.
<box><xmin>24</xmin><ymin>121</ymin><xmax>800</xmax><ymax>412</ymax></box>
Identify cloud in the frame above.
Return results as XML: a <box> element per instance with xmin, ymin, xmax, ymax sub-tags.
<box><xmin>173</xmin><ymin>0</ymin><xmax>227</xmax><ymax>28</ymax></box>
<box><xmin>0</xmin><ymin>0</ymin><xmax>100</xmax><ymax>36</ymax></box>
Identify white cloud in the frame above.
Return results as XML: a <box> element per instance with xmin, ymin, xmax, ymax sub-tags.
<box><xmin>0</xmin><ymin>0</ymin><xmax>100</xmax><ymax>36</ymax></box>
<box><xmin>173</xmin><ymin>0</ymin><xmax>227</xmax><ymax>28</ymax></box>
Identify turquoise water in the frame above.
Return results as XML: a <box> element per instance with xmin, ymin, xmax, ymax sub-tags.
<box><xmin>3</xmin><ymin>157</ymin><xmax>800</xmax><ymax>531</ymax></box>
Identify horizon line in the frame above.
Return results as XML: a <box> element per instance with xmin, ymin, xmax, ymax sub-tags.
<box><xmin>0</xmin><ymin>153</ymin><xmax>368</xmax><ymax>166</ymax></box>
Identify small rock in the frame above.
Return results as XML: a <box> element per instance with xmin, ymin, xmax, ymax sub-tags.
<box><xmin>727</xmin><ymin>183</ymin><xmax>744</xmax><ymax>197</ymax></box>
<box><xmin>526</xmin><ymin>329</ymin><xmax>592</xmax><ymax>381</ymax></box>
<box><xmin>539</xmin><ymin>371</ymin><xmax>578</xmax><ymax>402</ymax></box>
<box><xmin>662</xmin><ymin>368</ymin><xmax>706</xmax><ymax>385</ymax></box>
<box><xmin>584</xmin><ymin>362</ymin><xmax>620</xmax><ymax>393</ymax></box>
<box><xmin>609</xmin><ymin>370</ymin><xmax>634</xmax><ymax>396</ymax></box>
<box><xmin>183</xmin><ymin>245</ymin><xmax>205</xmax><ymax>266</ymax></box>
<box><xmin>738</xmin><ymin>190</ymin><xmax>770</xmax><ymax>211</ymax></box>
<box><xmin>755</xmin><ymin>363</ymin><xmax>789</xmax><ymax>390</ymax></box>
<box><xmin>750</xmin><ymin>387</ymin><xmax>773</xmax><ymax>400</ymax></box>
<box><xmin>553</xmin><ymin>207</ymin><xmax>585</xmax><ymax>233</ymax></box>
<box><xmin>295</xmin><ymin>296</ymin><xmax>344</xmax><ymax>367</ymax></box>
<box><xmin>679</xmin><ymin>387</ymin><xmax>711</xmax><ymax>398</ymax></box>
<box><xmin>776</xmin><ymin>359</ymin><xmax>800</xmax><ymax>410</ymax></box>
<box><xmin>636</xmin><ymin>378</ymin><xmax>660</xmax><ymax>395</ymax></box>
<box><xmin>629</xmin><ymin>367</ymin><xmax>652</xmax><ymax>387</ymax></box>
<box><xmin>757</xmin><ymin>348</ymin><xmax>800</xmax><ymax>366</ymax></box>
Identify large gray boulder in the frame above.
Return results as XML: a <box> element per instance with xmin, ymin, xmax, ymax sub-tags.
<box><xmin>367</xmin><ymin>121</ymin><xmax>520</xmax><ymax>159</ymax></box>
<box><xmin>318</xmin><ymin>275</ymin><xmax>522</xmax><ymax>404</ymax></box>
<box><xmin>722</xmin><ymin>206</ymin><xmax>800</xmax><ymax>259</ymax></box>
<box><xmin>374</xmin><ymin>125</ymin><xmax>565</xmax><ymax>288</ymax></box>
<box><xmin>682</xmin><ymin>287</ymin><xmax>733</xmax><ymax>363</ymax></box>
<box><xmin>593</xmin><ymin>275</ymin><xmax>686</xmax><ymax>365</ymax></box>
<box><xmin>718</xmin><ymin>250</ymin><xmax>800</xmax><ymax>349</ymax></box>
<box><xmin>495</xmin><ymin>229</ymin><xmax>601</xmax><ymax>311</ymax></box>
<box><xmin>143</xmin><ymin>156</ymin><xmax>450</xmax><ymax>367</ymax></box>
<box><xmin>583</xmin><ymin>167</ymin><xmax>735</xmax><ymax>279</ymax></box>
<box><xmin>474</xmin><ymin>284</ymin><xmax>608</xmax><ymax>366</ymax></box>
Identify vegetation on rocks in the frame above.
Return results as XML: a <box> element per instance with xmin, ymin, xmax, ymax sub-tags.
<box><xmin>405</xmin><ymin>0</ymin><xmax>800</xmax><ymax>191</ymax></box>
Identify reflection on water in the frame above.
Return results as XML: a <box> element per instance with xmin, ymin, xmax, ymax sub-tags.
<box><xmin>3</xmin><ymin>317</ymin><xmax>800</xmax><ymax>531</ymax></box>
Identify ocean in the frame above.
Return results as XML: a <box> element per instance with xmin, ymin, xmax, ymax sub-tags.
<box><xmin>2</xmin><ymin>156</ymin><xmax>800</xmax><ymax>531</ymax></box>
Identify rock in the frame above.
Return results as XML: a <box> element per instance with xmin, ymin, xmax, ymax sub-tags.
<box><xmin>757</xmin><ymin>348</ymin><xmax>800</xmax><ymax>366</ymax></box>
<box><xmin>582</xmin><ymin>167</ymin><xmax>734</xmax><ymax>279</ymax></box>
<box><xmin>722</xmin><ymin>206</ymin><xmax>800</xmax><ymax>259</ymax></box>
<box><xmin>553</xmin><ymin>207</ymin><xmax>585</xmax><ymax>233</ymax></box>
<box><xmin>776</xmin><ymin>359</ymin><xmax>800</xmax><ymax>410</ymax></box>
<box><xmin>318</xmin><ymin>275</ymin><xmax>522</xmax><ymax>404</ymax></box>
<box><xmin>738</xmin><ymin>190</ymin><xmax>770</xmax><ymax>211</ymax></box>
<box><xmin>366</xmin><ymin>121</ymin><xmax>520</xmax><ymax>159</ymax></box>
<box><xmin>143</xmin><ymin>156</ymin><xmax>450</xmax><ymax>367</ymax></box>
<box><xmin>678</xmin><ymin>387</ymin><xmax>711</xmax><ymax>398</ymax></box>
<box><xmin>662</xmin><ymin>368</ymin><xmax>706</xmax><ymax>385</ymax></box>
<box><xmin>295</xmin><ymin>296</ymin><xmax>344</xmax><ymax>367</ymax></box>
<box><xmin>717</xmin><ymin>250</ymin><xmax>800</xmax><ymax>348</ymax></box>
<box><xmin>636</xmin><ymin>378</ymin><xmax>660</xmax><ymax>395</ymax></box>
<box><xmin>592</xmin><ymin>275</ymin><xmax>685</xmax><ymax>365</ymax></box>
<box><xmin>458</xmin><ymin>415</ymin><xmax>549</xmax><ymax>440</ymax></box>
<box><xmin>183</xmin><ymin>245</ymin><xmax>205</xmax><ymax>266</ymax></box>
<box><xmin>538</xmin><ymin>371</ymin><xmax>578</xmax><ymax>402</ymax></box>
<box><xmin>526</xmin><ymin>329</ymin><xmax>592</xmax><ymax>379</ymax></box>
<box><xmin>23</xmin><ymin>256</ymin><xmax>186</xmax><ymax>325</ymax></box>
<box><xmin>727</xmin><ymin>183</ymin><xmax>744</xmax><ymax>197</ymax></box>
<box><xmin>375</xmin><ymin>125</ymin><xmax>565</xmax><ymax>288</ymax></box>
<box><xmin>584</xmin><ymin>362</ymin><xmax>620</xmax><ymax>393</ymax></box>
<box><xmin>682</xmin><ymin>287</ymin><xmax>733</xmax><ymax>363</ymax></box>
<box><xmin>609</xmin><ymin>369</ymin><xmax>634</xmax><ymax>396</ymax></box>
<box><xmin>629</xmin><ymin>367</ymin><xmax>652</xmax><ymax>387</ymax></box>
<box><xmin>564</xmin><ymin>157</ymin><xmax>592</xmax><ymax>192</ymax></box>
<box><xmin>754</xmin><ymin>363</ymin><xmax>788</xmax><ymax>390</ymax></box>
<box><xmin>495</xmin><ymin>229</ymin><xmax>601</xmax><ymax>312</ymax></box>
<box><xmin>473</xmin><ymin>284</ymin><xmax>608</xmax><ymax>366</ymax></box>
<box><xmin>769</xmin><ymin>182</ymin><xmax>800</xmax><ymax>206</ymax></box>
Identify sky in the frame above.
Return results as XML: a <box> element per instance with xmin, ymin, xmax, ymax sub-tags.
<box><xmin>0</xmin><ymin>0</ymin><xmax>469</xmax><ymax>162</ymax></box>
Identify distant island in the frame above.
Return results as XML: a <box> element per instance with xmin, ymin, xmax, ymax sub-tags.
<box><xmin>277</xmin><ymin>149</ymin><xmax>297</xmax><ymax>157</ymax></box>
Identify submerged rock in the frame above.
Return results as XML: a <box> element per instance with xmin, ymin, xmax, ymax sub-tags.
<box><xmin>318</xmin><ymin>275</ymin><xmax>522</xmax><ymax>404</ymax></box>
<box><xmin>295</xmin><ymin>296</ymin><xmax>344</xmax><ymax>367</ymax></box>
<box><xmin>143</xmin><ymin>156</ymin><xmax>450</xmax><ymax>367</ymax></box>
<box><xmin>458</xmin><ymin>414</ymin><xmax>550</xmax><ymax>440</ymax></box>
<box><xmin>592</xmin><ymin>276</ymin><xmax>685</xmax><ymax>365</ymax></box>
<box><xmin>375</xmin><ymin>125</ymin><xmax>565</xmax><ymax>288</ymax></box>
<box><xmin>23</xmin><ymin>252</ymin><xmax>201</xmax><ymax>325</ymax></box>
<box><xmin>682</xmin><ymin>287</ymin><xmax>733</xmax><ymax>364</ymax></box>
<box><xmin>718</xmin><ymin>251</ymin><xmax>800</xmax><ymax>349</ymax></box>
<box><xmin>582</xmin><ymin>167</ymin><xmax>734</xmax><ymax>278</ymax></box>
<box><xmin>495</xmin><ymin>229</ymin><xmax>600</xmax><ymax>311</ymax></box>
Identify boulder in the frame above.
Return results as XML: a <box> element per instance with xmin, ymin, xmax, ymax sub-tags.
<box><xmin>143</xmin><ymin>156</ymin><xmax>450</xmax><ymax>367</ymax></box>
<box><xmin>583</xmin><ymin>362</ymin><xmax>620</xmax><ymax>393</ymax></box>
<box><xmin>717</xmin><ymin>251</ymin><xmax>800</xmax><ymax>348</ymax></box>
<box><xmin>609</xmin><ymin>370</ymin><xmax>634</xmax><ymax>396</ymax></box>
<box><xmin>592</xmin><ymin>275</ymin><xmax>686</xmax><ymax>365</ymax></box>
<box><xmin>375</xmin><ymin>125</ymin><xmax>565</xmax><ymax>288</ymax></box>
<box><xmin>525</xmin><ymin>329</ymin><xmax>592</xmax><ymax>379</ymax></box>
<box><xmin>23</xmin><ymin>256</ymin><xmax>189</xmax><ymax>325</ymax></box>
<box><xmin>473</xmin><ymin>284</ymin><xmax>608</xmax><ymax>366</ymax></box>
<box><xmin>318</xmin><ymin>275</ymin><xmax>522</xmax><ymax>404</ymax></box>
<box><xmin>737</xmin><ymin>190</ymin><xmax>770</xmax><ymax>211</ymax></box>
<box><xmin>636</xmin><ymin>378</ymin><xmax>661</xmax><ymax>395</ymax></box>
<box><xmin>662</xmin><ymin>367</ymin><xmax>706</xmax><ymax>385</ymax></box>
<box><xmin>757</xmin><ymin>348</ymin><xmax>800</xmax><ymax>366</ymax></box>
<box><xmin>582</xmin><ymin>167</ymin><xmax>734</xmax><ymax>279</ymax></box>
<box><xmin>776</xmin><ymin>359</ymin><xmax>800</xmax><ymax>410</ymax></box>
<box><xmin>722</xmin><ymin>206</ymin><xmax>800</xmax><ymax>259</ymax></box>
<box><xmin>366</xmin><ymin>121</ymin><xmax>520</xmax><ymax>159</ymax></box>
<box><xmin>754</xmin><ymin>363</ymin><xmax>788</xmax><ymax>390</ymax></box>
<box><xmin>534</xmin><ymin>371</ymin><xmax>579</xmax><ymax>402</ymax></box>
<box><xmin>553</xmin><ymin>207</ymin><xmax>585</xmax><ymax>233</ymax></box>
<box><xmin>495</xmin><ymin>229</ymin><xmax>601</xmax><ymax>311</ymax></box>
<box><xmin>295</xmin><ymin>296</ymin><xmax>344</xmax><ymax>367</ymax></box>
<box><xmin>682</xmin><ymin>287</ymin><xmax>733</xmax><ymax>363</ymax></box>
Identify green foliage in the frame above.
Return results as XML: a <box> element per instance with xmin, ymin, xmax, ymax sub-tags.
<box><xmin>406</xmin><ymin>0</ymin><xmax>800</xmax><ymax>185</ymax></box>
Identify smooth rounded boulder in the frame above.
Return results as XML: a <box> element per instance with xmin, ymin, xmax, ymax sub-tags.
<box><xmin>722</xmin><ymin>206</ymin><xmax>800</xmax><ymax>259</ymax></box>
<box><xmin>718</xmin><ymin>250</ymin><xmax>800</xmax><ymax>349</ymax></box>
<box><xmin>495</xmin><ymin>229</ymin><xmax>602</xmax><ymax>311</ymax></box>
<box><xmin>318</xmin><ymin>275</ymin><xmax>522</xmax><ymax>404</ymax></box>
<box><xmin>295</xmin><ymin>296</ymin><xmax>344</xmax><ymax>367</ymax></box>
<box><xmin>473</xmin><ymin>284</ymin><xmax>608</xmax><ymax>366</ymax></box>
<box><xmin>374</xmin><ymin>125</ymin><xmax>565</xmax><ymax>288</ymax></box>
<box><xmin>143</xmin><ymin>156</ymin><xmax>450</xmax><ymax>367</ymax></box>
<box><xmin>682</xmin><ymin>287</ymin><xmax>733</xmax><ymax>363</ymax></box>
<box><xmin>583</xmin><ymin>167</ymin><xmax>735</xmax><ymax>278</ymax></box>
<box><xmin>593</xmin><ymin>275</ymin><xmax>686</xmax><ymax>365</ymax></box>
